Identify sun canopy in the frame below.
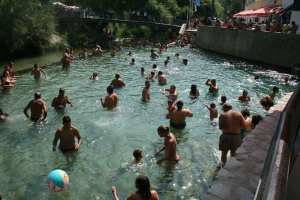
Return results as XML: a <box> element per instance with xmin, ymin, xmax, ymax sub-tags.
<box><xmin>234</xmin><ymin>7</ymin><xmax>271</xmax><ymax>18</ymax></box>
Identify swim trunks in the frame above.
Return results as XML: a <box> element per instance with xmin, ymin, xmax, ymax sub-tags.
<box><xmin>30</xmin><ymin>117</ymin><xmax>42</xmax><ymax>121</ymax></box>
<box><xmin>210</xmin><ymin>118</ymin><xmax>219</xmax><ymax>126</ymax></box>
<box><xmin>168</xmin><ymin>156</ymin><xmax>179</xmax><ymax>162</ymax></box>
<box><xmin>219</xmin><ymin>133</ymin><xmax>241</xmax><ymax>152</ymax></box>
<box><xmin>170</xmin><ymin>121</ymin><xmax>186</xmax><ymax>129</ymax></box>
<box><xmin>59</xmin><ymin>147</ymin><xmax>75</xmax><ymax>154</ymax></box>
<box><xmin>119</xmin><ymin>163</ymin><xmax>129</xmax><ymax>173</ymax></box>
<box><xmin>240</xmin><ymin>129</ymin><xmax>251</xmax><ymax>142</ymax></box>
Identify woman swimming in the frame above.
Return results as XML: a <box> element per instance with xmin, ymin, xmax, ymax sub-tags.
<box><xmin>162</xmin><ymin>85</ymin><xmax>177</xmax><ymax>101</ymax></box>
<box><xmin>190</xmin><ymin>84</ymin><xmax>199</xmax><ymax>98</ymax></box>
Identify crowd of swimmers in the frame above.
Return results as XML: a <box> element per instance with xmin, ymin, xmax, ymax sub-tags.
<box><xmin>0</xmin><ymin>40</ymin><xmax>293</xmax><ymax>200</ymax></box>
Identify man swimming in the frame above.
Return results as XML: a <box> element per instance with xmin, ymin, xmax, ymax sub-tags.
<box><xmin>61</xmin><ymin>53</ymin><xmax>71</xmax><ymax>67</ymax></box>
<box><xmin>110</xmin><ymin>73</ymin><xmax>126</xmax><ymax>88</ymax></box>
<box><xmin>53</xmin><ymin>116</ymin><xmax>82</xmax><ymax>153</ymax></box>
<box><xmin>51</xmin><ymin>88</ymin><xmax>73</xmax><ymax>110</ymax></box>
<box><xmin>142</xmin><ymin>81</ymin><xmax>151</xmax><ymax>101</ymax></box>
<box><xmin>79</xmin><ymin>48</ymin><xmax>87</xmax><ymax>58</ymax></box>
<box><xmin>157</xmin><ymin>71</ymin><xmax>167</xmax><ymax>85</ymax></box>
<box><xmin>141</xmin><ymin>68</ymin><xmax>146</xmax><ymax>75</ymax></box>
<box><xmin>111</xmin><ymin>46</ymin><xmax>117</xmax><ymax>56</ymax></box>
<box><xmin>23</xmin><ymin>92</ymin><xmax>47</xmax><ymax>121</ymax></box>
<box><xmin>150</xmin><ymin>49</ymin><xmax>159</xmax><ymax>59</ymax></box>
<box><xmin>269</xmin><ymin>86</ymin><xmax>279</xmax><ymax>100</ymax></box>
<box><xmin>220</xmin><ymin>95</ymin><xmax>226</xmax><ymax>105</ymax></box>
<box><xmin>205</xmin><ymin>103</ymin><xmax>218</xmax><ymax>125</ymax></box>
<box><xmin>100</xmin><ymin>86</ymin><xmax>119</xmax><ymax>109</ymax></box>
<box><xmin>166</xmin><ymin>100</ymin><xmax>193</xmax><ymax>130</ymax></box>
<box><xmin>175</xmin><ymin>53</ymin><xmax>179</xmax><ymax>58</ymax></box>
<box><xmin>205</xmin><ymin>79</ymin><xmax>218</xmax><ymax>93</ymax></box>
<box><xmin>238</xmin><ymin>90</ymin><xmax>251</xmax><ymax>102</ymax></box>
<box><xmin>129</xmin><ymin>58</ymin><xmax>136</xmax><ymax>65</ymax></box>
<box><xmin>0</xmin><ymin>108</ymin><xmax>7</xmax><ymax>120</ymax></box>
<box><xmin>31</xmin><ymin>64</ymin><xmax>47</xmax><ymax>79</ymax></box>
<box><xmin>89</xmin><ymin>72</ymin><xmax>99</xmax><ymax>80</ymax></box>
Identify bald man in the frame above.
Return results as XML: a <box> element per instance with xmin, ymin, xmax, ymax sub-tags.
<box><xmin>110</xmin><ymin>73</ymin><xmax>126</xmax><ymax>88</ymax></box>
<box><xmin>24</xmin><ymin>92</ymin><xmax>47</xmax><ymax>121</ymax></box>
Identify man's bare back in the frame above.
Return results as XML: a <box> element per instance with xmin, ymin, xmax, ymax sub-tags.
<box><xmin>52</xmin><ymin>95</ymin><xmax>72</xmax><ymax>109</ymax></box>
<box><xmin>158</xmin><ymin>74</ymin><xmax>167</xmax><ymax>84</ymax></box>
<box><xmin>31</xmin><ymin>66</ymin><xmax>47</xmax><ymax>79</ymax></box>
<box><xmin>219</xmin><ymin>110</ymin><xmax>246</xmax><ymax>134</ymax></box>
<box><xmin>24</xmin><ymin>99</ymin><xmax>47</xmax><ymax>120</ymax></box>
<box><xmin>105</xmin><ymin>93</ymin><xmax>118</xmax><ymax>109</ymax></box>
<box><xmin>167</xmin><ymin>109</ymin><xmax>193</xmax><ymax>123</ymax></box>
<box><xmin>110</xmin><ymin>79</ymin><xmax>125</xmax><ymax>88</ymax></box>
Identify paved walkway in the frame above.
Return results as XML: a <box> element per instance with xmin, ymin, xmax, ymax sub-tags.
<box><xmin>203</xmin><ymin>92</ymin><xmax>293</xmax><ymax>200</ymax></box>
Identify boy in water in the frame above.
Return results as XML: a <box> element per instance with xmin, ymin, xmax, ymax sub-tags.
<box><xmin>220</xmin><ymin>96</ymin><xmax>226</xmax><ymax>105</ymax></box>
<box><xmin>145</xmin><ymin>72</ymin><xmax>155</xmax><ymax>81</ymax></box>
<box><xmin>167</xmin><ymin>100</ymin><xmax>176</xmax><ymax>113</ymax></box>
<box><xmin>205</xmin><ymin>103</ymin><xmax>218</xmax><ymax>125</ymax></box>
<box><xmin>269</xmin><ymin>86</ymin><xmax>279</xmax><ymax>100</ymax></box>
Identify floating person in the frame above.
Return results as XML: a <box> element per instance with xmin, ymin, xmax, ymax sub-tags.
<box><xmin>110</xmin><ymin>73</ymin><xmax>126</xmax><ymax>88</ymax></box>
<box><xmin>142</xmin><ymin>81</ymin><xmax>151</xmax><ymax>101</ymax></box>
<box><xmin>112</xmin><ymin>175</ymin><xmax>159</xmax><ymax>200</ymax></box>
<box><xmin>167</xmin><ymin>100</ymin><xmax>176</xmax><ymax>113</ymax></box>
<box><xmin>205</xmin><ymin>79</ymin><xmax>218</xmax><ymax>93</ymax></box>
<box><xmin>220</xmin><ymin>95</ymin><xmax>227</xmax><ymax>105</ymax></box>
<box><xmin>175</xmin><ymin>53</ymin><xmax>179</xmax><ymax>58</ymax></box>
<box><xmin>53</xmin><ymin>116</ymin><xmax>82</xmax><ymax>153</ymax></box>
<box><xmin>31</xmin><ymin>64</ymin><xmax>47</xmax><ymax>79</ymax></box>
<box><xmin>111</xmin><ymin>46</ymin><xmax>117</xmax><ymax>57</ymax></box>
<box><xmin>129</xmin><ymin>58</ymin><xmax>136</xmax><ymax>65</ymax></box>
<box><xmin>182</xmin><ymin>59</ymin><xmax>188</xmax><ymax>65</ymax></box>
<box><xmin>166</xmin><ymin>100</ymin><xmax>193</xmax><ymax>130</ymax></box>
<box><xmin>240</xmin><ymin>108</ymin><xmax>252</xmax><ymax>142</ymax></box>
<box><xmin>127</xmin><ymin>50</ymin><xmax>134</xmax><ymax>56</ymax></box>
<box><xmin>269</xmin><ymin>86</ymin><xmax>279</xmax><ymax>100</ymax></box>
<box><xmin>155</xmin><ymin>125</ymin><xmax>179</xmax><ymax>164</ymax></box>
<box><xmin>238</xmin><ymin>90</ymin><xmax>251</xmax><ymax>102</ymax></box>
<box><xmin>141</xmin><ymin>67</ymin><xmax>146</xmax><ymax>75</ymax></box>
<box><xmin>163</xmin><ymin>85</ymin><xmax>178</xmax><ymax>101</ymax></box>
<box><xmin>0</xmin><ymin>108</ymin><xmax>8</xmax><ymax>120</ymax></box>
<box><xmin>79</xmin><ymin>48</ymin><xmax>87</xmax><ymax>58</ymax></box>
<box><xmin>89</xmin><ymin>72</ymin><xmax>99</xmax><ymax>80</ymax></box>
<box><xmin>157</xmin><ymin>71</ymin><xmax>167</xmax><ymax>85</ymax></box>
<box><xmin>164</xmin><ymin>60</ymin><xmax>168</xmax><ymax>67</ymax></box>
<box><xmin>145</xmin><ymin>72</ymin><xmax>155</xmax><ymax>81</ymax></box>
<box><xmin>51</xmin><ymin>88</ymin><xmax>73</xmax><ymax>110</ymax></box>
<box><xmin>251</xmin><ymin>114</ymin><xmax>263</xmax><ymax>129</ymax></box>
<box><xmin>23</xmin><ymin>92</ymin><xmax>47</xmax><ymax>121</ymax></box>
<box><xmin>1</xmin><ymin>71</ymin><xmax>14</xmax><ymax>89</ymax></box>
<box><xmin>100</xmin><ymin>86</ymin><xmax>119</xmax><ymax>109</ymax></box>
<box><xmin>61</xmin><ymin>53</ymin><xmax>71</xmax><ymax>67</ymax></box>
<box><xmin>8</xmin><ymin>62</ymin><xmax>19</xmax><ymax>79</ymax></box>
<box><xmin>260</xmin><ymin>95</ymin><xmax>274</xmax><ymax>111</ymax></box>
<box><xmin>190</xmin><ymin>84</ymin><xmax>200</xmax><ymax>98</ymax></box>
<box><xmin>119</xmin><ymin>43</ymin><xmax>123</xmax><ymax>50</ymax></box>
<box><xmin>205</xmin><ymin>103</ymin><xmax>218</xmax><ymax>125</ymax></box>
<box><xmin>150</xmin><ymin>49</ymin><xmax>159</xmax><ymax>59</ymax></box>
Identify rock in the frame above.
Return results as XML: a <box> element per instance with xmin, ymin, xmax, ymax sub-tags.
<box><xmin>203</xmin><ymin>194</ymin><xmax>223</xmax><ymax>200</ymax></box>
<box><xmin>223</xmin><ymin>157</ymin><xmax>244</xmax><ymax>171</ymax></box>
<box><xmin>248</xmin><ymin>162</ymin><xmax>264</xmax><ymax>175</ymax></box>
<box><xmin>235</xmin><ymin>186</ymin><xmax>255</xmax><ymax>200</ymax></box>
<box><xmin>250</xmin><ymin>148</ymin><xmax>268</xmax><ymax>161</ymax></box>
<box><xmin>235</xmin><ymin>147</ymin><xmax>247</xmax><ymax>154</ymax></box>
<box><xmin>235</xmin><ymin>154</ymin><xmax>248</xmax><ymax>160</ymax></box>
<box><xmin>208</xmin><ymin>181</ymin><xmax>232</xmax><ymax>199</ymax></box>
<box><xmin>215</xmin><ymin>169</ymin><xmax>236</xmax><ymax>181</ymax></box>
<box><xmin>249</xmin><ymin>175</ymin><xmax>260</xmax><ymax>191</ymax></box>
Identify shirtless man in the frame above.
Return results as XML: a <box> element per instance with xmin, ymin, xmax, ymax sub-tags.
<box><xmin>61</xmin><ymin>53</ymin><xmax>71</xmax><ymax>67</ymax></box>
<box><xmin>150</xmin><ymin>49</ymin><xmax>159</xmax><ymax>59</ymax></box>
<box><xmin>145</xmin><ymin>72</ymin><xmax>155</xmax><ymax>81</ymax></box>
<box><xmin>53</xmin><ymin>116</ymin><xmax>82</xmax><ymax>153</ymax></box>
<box><xmin>127</xmin><ymin>51</ymin><xmax>134</xmax><ymax>56</ymax></box>
<box><xmin>89</xmin><ymin>72</ymin><xmax>99</xmax><ymax>80</ymax></box>
<box><xmin>157</xmin><ymin>71</ymin><xmax>167</xmax><ymax>85</ymax></box>
<box><xmin>111</xmin><ymin>46</ymin><xmax>117</xmax><ymax>56</ymax></box>
<box><xmin>100</xmin><ymin>86</ymin><xmax>119</xmax><ymax>109</ymax></box>
<box><xmin>129</xmin><ymin>58</ymin><xmax>136</xmax><ymax>65</ymax></box>
<box><xmin>152</xmin><ymin>64</ymin><xmax>159</xmax><ymax>71</ymax></box>
<box><xmin>205</xmin><ymin>103</ymin><xmax>218</xmax><ymax>120</ymax></box>
<box><xmin>23</xmin><ymin>92</ymin><xmax>47</xmax><ymax>121</ymax></box>
<box><xmin>79</xmin><ymin>48</ymin><xmax>87</xmax><ymax>58</ymax></box>
<box><xmin>219</xmin><ymin>103</ymin><xmax>247</xmax><ymax>163</ymax></box>
<box><xmin>205</xmin><ymin>79</ymin><xmax>218</xmax><ymax>93</ymax></box>
<box><xmin>119</xmin><ymin>43</ymin><xmax>123</xmax><ymax>50</ymax></box>
<box><xmin>141</xmin><ymin>68</ymin><xmax>146</xmax><ymax>75</ymax></box>
<box><xmin>166</xmin><ymin>100</ymin><xmax>193</xmax><ymax>130</ymax></box>
<box><xmin>95</xmin><ymin>47</ymin><xmax>103</xmax><ymax>56</ymax></box>
<box><xmin>269</xmin><ymin>86</ymin><xmax>279</xmax><ymax>100</ymax></box>
<box><xmin>238</xmin><ymin>90</ymin><xmax>251</xmax><ymax>102</ymax></box>
<box><xmin>8</xmin><ymin>62</ymin><xmax>19</xmax><ymax>79</ymax></box>
<box><xmin>142</xmin><ymin>81</ymin><xmax>151</xmax><ymax>101</ymax></box>
<box><xmin>31</xmin><ymin>64</ymin><xmax>47</xmax><ymax>79</ymax></box>
<box><xmin>110</xmin><ymin>73</ymin><xmax>126</xmax><ymax>88</ymax></box>
<box><xmin>51</xmin><ymin>88</ymin><xmax>73</xmax><ymax>110</ymax></box>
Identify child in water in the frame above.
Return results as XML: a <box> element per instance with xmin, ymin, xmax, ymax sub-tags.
<box><xmin>220</xmin><ymin>96</ymin><xmax>226</xmax><ymax>105</ymax></box>
<box><xmin>205</xmin><ymin>103</ymin><xmax>218</xmax><ymax>125</ymax></box>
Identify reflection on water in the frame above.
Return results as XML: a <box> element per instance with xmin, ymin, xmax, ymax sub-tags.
<box><xmin>0</xmin><ymin>44</ymin><xmax>298</xmax><ymax>199</ymax></box>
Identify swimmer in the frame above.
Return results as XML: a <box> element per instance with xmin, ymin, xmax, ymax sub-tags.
<box><xmin>164</xmin><ymin>61</ymin><xmax>168</xmax><ymax>67</ymax></box>
<box><xmin>142</xmin><ymin>81</ymin><xmax>151</xmax><ymax>101</ymax></box>
<box><xmin>158</xmin><ymin>47</ymin><xmax>163</xmax><ymax>54</ymax></box>
<box><xmin>152</xmin><ymin>64</ymin><xmax>159</xmax><ymax>71</ymax></box>
<box><xmin>0</xmin><ymin>108</ymin><xmax>7</xmax><ymax>120</ymax></box>
<box><xmin>92</xmin><ymin>45</ymin><xmax>97</xmax><ymax>55</ymax></box>
<box><xmin>175</xmin><ymin>53</ymin><xmax>179</xmax><ymax>58</ymax></box>
<box><xmin>23</xmin><ymin>92</ymin><xmax>47</xmax><ymax>121</ymax></box>
<box><xmin>260</xmin><ymin>95</ymin><xmax>274</xmax><ymax>111</ymax></box>
<box><xmin>150</xmin><ymin>49</ymin><xmax>159</xmax><ymax>59</ymax></box>
<box><xmin>282</xmin><ymin>76</ymin><xmax>289</xmax><ymax>84</ymax></box>
<box><xmin>95</xmin><ymin>47</ymin><xmax>103</xmax><ymax>56</ymax></box>
<box><xmin>112</xmin><ymin>175</ymin><xmax>159</xmax><ymax>200</ymax></box>
<box><xmin>220</xmin><ymin>95</ymin><xmax>227</xmax><ymax>105</ymax></box>
<box><xmin>127</xmin><ymin>50</ymin><xmax>134</xmax><ymax>56</ymax></box>
<box><xmin>79</xmin><ymin>48</ymin><xmax>87</xmax><ymax>58</ymax></box>
<box><xmin>111</xmin><ymin>46</ymin><xmax>117</xmax><ymax>56</ymax></box>
<box><xmin>145</xmin><ymin>72</ymin><xmax>155</xmax><ymax>81</ymax></box>
<box><xmin>119</xmin><ymin>43</ymin><xmax>123</xmax><ymax>50</ymax></box>
<box><xmin>53</xmin><ymin>116</ymin><xmax>82</xmax><ymax>153</ymax></box>
<box><xmin>61</xmin><ymin>53</ymin><xmax>71</xmax><ymax>67</ymax></box>
<box><xmin>254</xmin><ymin>75</ymin><xmax>260</xmax><ymax>81</ymax></box>
<box><xmin>51</xmin><ymin>88</ymin><xmax>73</xmax><ymax>110</ymax></box>
<box><xmin>269</xmin><ymin>86</ymin><xmax>279</xmax><ymax>100</ymax></box>
<box><xmin>109</xmin><ymin>150</ymin><xmax>145</xmax><ymax>173</ymax></box>
<box><xmin>205</xmin><ymin>79</ymin><xmax>218</xmax><ymax>93</ymax></box>
<box><xmin>4</xmin><ymin>66</ymin><xmax>16</xmax><ymax>82</ymax></box>
<box><xmin>190</xmin><ymin>42</ymin><xmax>195</xmax><ymax>49</ymax></box>
<box><xmin>240</xmin><ymin>109</ymin><xmax>252</xmax><ymax>142</ymax></box>
<box><xmin>238</xmin><ymin>90</ymin><xmax>251</xmax><ymax>102</ymax></box>
<box><xmin>180</xmin><ymin>42</ymin><xmax>186</xmax><ymax>47</ymax></box>
<box><xmin>110</xmin><ymin>73</ymin><xmax>126</xmax><ymax>88</ymax></box>
<box><xmin>89</xmin><ymin>72</ymin><xmax>99</xmax><ymax>80</ymax></box>
<box><xmin>100</xmin><ymin>86</ymin><xmax>119</xmax><ymax>109</ymax></box>
<box><xmin>182</xmin><ymin>59</ymin><xmax>188</xmax><ymax>65</ymax></box>
<box><xmin>166</xmin><ymin>101</ymin><xmax>193</xmax><ymax>130</ymax></box>
<box><xmin>163</xmin><ymin>85</ymin><xmax>178</xmax><ymax>101</ymax></box>
<box><xmin>229</xmin><ymin>60</ymin><xmax>233</xmax><ymax>65</ymax></box>
<box><xmin>251</xmin><ymin>114</ymin><xmax>263</xmax><ymax>129</ymax></box>
<box><xmin>190</xmin><ymin>84</ymin><xmax>200</xmax><ymax>98</ymax></box>
<box><xmin>205</xmin><ymin>103</ymin><xmax>218</xmax><ymax>120</ymax></box>
<box><xmin>166</xmin><ymin>56</ymin><xmax>170</xmax><ymax>61</ymax></box>
<box><xmin>31</xmin><ymin>64</ymin><xmax>47</xmax><ymax>79</ymax></box>
<box><xmin>157</xmin><ymin>71</ymin><xmax>167</xmax><ymax>85</ymax></box>
<box><xmin>167</xmin><ymin>100</ymin><xmax>176</xmax><ymax>113</ymax></box>
<box><xmin>155</xmin><ymin>125</ymin><xmax>179</xmax><ymax>164</ymax></box>
<box><xmin>141</xmin><ymin>68</ymin><xmax>146</xmax><ymax>75</ymax></box>
<box><xmin>129</xmin><ymin>58</ymin><xmax>136</xmax><ymax>65</ymax></box>
<box><xmin>8</xmin><ymin>62</ymin><xmax>19</xmax><ymax>79</ymax></box>
<box><xmin>70</xmin><ymin>47</ymin><xmax>75</xmax><ymax>57</ymax></box>
<box><xmin>1</xmin><ymin>71</ymin><xmax>14</xmax><ymax>89</ymax></box>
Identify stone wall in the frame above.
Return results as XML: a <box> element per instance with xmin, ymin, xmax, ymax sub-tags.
<box><xmin>196</xmin><ymin>26</ymin><xmax>300</xmax><ymax>68</ymax></box>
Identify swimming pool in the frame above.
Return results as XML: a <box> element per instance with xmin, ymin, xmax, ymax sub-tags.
<box><xmin>0</xmin><ymin>44</ymin><xmax>297</xmax><ymax>199</ymax></box>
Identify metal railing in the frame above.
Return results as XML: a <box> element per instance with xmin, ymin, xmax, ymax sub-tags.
<box><xmin>254</xmin><ymin>83</ymin><xmax>300</xmax><ymax>200</ymax></box>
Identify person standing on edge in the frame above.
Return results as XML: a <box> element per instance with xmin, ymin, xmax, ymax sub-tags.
<box><xmin>100</xmin><ymin>86</ymin><xmax>119</xmax><ymax>109</ymax></box>
<box><xmin>142</xmin><ymin>81</ymin><xmax>151</xmax><ymax>101</ymax></box>
<box><xmin>53</xmin><ymin>116</ymin><xmax>82</xmax><ymax>153</ymax></box>
<box><xmin>219</xmin><ymin>103</ymin><xmax>247</xmax><ymax>163</ymax></box>
<box><xmin>51</xmin><ymin>88</ymin><xmax>73</xmax><ymax>110</ymax></box>
<box><xmin>31</xmin><ymin>64</ymin><xmax>47</xmax><ymax>79</ymax></box>
<box><xmin>24</xmin><ymin>92</ymin><xmax>47</xmax><ymax>121</ymax></box>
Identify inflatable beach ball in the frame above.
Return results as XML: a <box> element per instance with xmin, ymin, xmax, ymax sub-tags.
<box><xmin>47</xmin><ymin>169</ymin><xmax>69</xmax><ymax>192</ymax></box>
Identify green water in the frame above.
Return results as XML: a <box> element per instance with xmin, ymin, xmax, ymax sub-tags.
<box><xmin>0</xmin><ymin>44</ymin><xmax>298</xmax><ymax>200</ymax></box>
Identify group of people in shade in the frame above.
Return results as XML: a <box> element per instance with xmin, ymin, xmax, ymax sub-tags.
<box><xmin>0</xmin><ymin>42</ymin><xmax>284</xmax><ymax>200</ymax></box>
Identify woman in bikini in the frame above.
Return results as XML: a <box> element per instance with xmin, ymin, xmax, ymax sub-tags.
<box><xmin>155</xmin><ymin>125</ymin><xmax>179</xmax><ymax>164</ymax></box>
<box><xmin>162</xmin><ymin>85</ymin><xmax>177</xmax><ymax>102</ymax></box>
<box><xmin>1</xmin><ymin>71</ymin><xmax>14</xmax><ymax>89</ymax></box>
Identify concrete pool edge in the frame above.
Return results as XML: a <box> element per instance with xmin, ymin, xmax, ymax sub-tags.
<box><xmin>202</xmin><ymin>92</ymin><xmax>293</xmax><ymax>200</ymax></box>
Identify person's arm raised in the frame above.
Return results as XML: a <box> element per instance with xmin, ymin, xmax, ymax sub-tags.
<box><xmin>205</xmin><ymin>79</ymin><xmax>211</xmax><ymax>86</ymax></box>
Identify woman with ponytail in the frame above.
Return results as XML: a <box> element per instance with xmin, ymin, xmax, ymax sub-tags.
<box><xmin>112</xmin><ymin>175</ymin><xmax>159</xmax><ymax>200</ymax></box>
<box><xmin>155</xmin><ymin>125</ymin><xmax>179</xmax><ymax>164</ymax></box>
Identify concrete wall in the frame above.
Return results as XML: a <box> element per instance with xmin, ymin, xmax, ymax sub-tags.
<box><xmin>196</xmin><ymin>25</ymin><xmax>300</xmax><ymax>68</ymax></box>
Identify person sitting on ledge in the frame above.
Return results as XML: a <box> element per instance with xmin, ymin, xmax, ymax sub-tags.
<box><xmin>260</xmin><ymin>95</ymin><xmax>274</xmax><ymax>111</ymax></box>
